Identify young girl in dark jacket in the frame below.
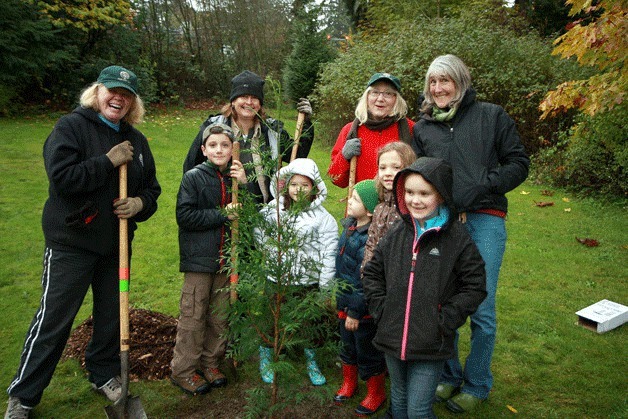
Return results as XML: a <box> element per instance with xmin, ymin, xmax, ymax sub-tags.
<box><xmin>363</xmin><ymin>157</ymin><xmax>486</xmax><ymax>419</ymax></box>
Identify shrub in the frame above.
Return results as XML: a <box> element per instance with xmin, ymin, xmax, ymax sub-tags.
<box><xmin>532</xmin><ymin>104</ymin><xmax>627</xmax><ymax>198</ymax></box>
<box><xmin>311</xmin><ymin>12</ymin><xmax>588</xmax><ymax>151</ymax></box>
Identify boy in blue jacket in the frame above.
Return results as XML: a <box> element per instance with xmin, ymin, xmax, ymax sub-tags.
<box><xmin>334</xmin><ymin>180</ymin><xmax>387</xmax><ymax>417</ymax></box>
<box><xmin>363</xmin><ymin>157</ymin><xmax>486</xmax><ymax>419</ymax></box>
<box><xmin>170</xmin><ymin>123</ymin><xmax>246</xmax><ymax>395</ymax></box>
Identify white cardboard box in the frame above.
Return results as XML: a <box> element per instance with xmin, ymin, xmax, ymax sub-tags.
<box><xmin>576</xmin><ymin>299</ymin><xmax>628</xmax><ymax>333</ymax></box>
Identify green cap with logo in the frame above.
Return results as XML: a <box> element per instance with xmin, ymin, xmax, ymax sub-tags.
<box><xmin>367</xmin><ymin>72</ymin><xmax>401</xmax><ymax>91</ymax></box>
<box><xmin>97</xmin><ymin>65</ymin><xmax>138</xmax><ymax>95</ymax></box>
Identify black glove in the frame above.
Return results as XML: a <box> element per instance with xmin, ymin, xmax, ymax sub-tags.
<box><xmin>341</xmin><ymin>138</ymin><xmax>361</xmax><ymax>160</ymax></box>
<box><xmin>296</xmin><ymin>98</ymin><xmax>313</xmax><ymax>119</ymax></box>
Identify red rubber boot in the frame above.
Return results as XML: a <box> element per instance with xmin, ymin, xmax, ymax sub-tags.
<box><xmin>333</xmin><ymin>363</ymin><xmax>358</xmax><ymax>405</ymax></box>
<box><xmin>355</xmin><ymin>372</ymin><xmax>386</xmax><ymax>417</ymax></box>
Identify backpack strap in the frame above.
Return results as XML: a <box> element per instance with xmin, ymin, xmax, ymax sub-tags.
<box><xmin>346</xmin><ymin>118</ymin><xmax>361</xmax><ymax>141</ymax></box>
<box><xmin>397</xmin><ymin>118</ymin><xmax>412</xmax><ymax>145</ymax></box>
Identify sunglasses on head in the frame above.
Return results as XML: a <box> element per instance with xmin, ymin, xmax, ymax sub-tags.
<box><xmin>205</xmin><ymin>123</ymin><xmax>235</xmax><ymax>141</ymax></box>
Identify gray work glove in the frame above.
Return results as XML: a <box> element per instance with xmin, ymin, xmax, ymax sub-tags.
<box><xmin>296</xmin><ymin>98</ymin><xmax>313</xmax><ymax>119</ymax></box>
<box><xmin>113</xmin><ymin>197</ymin><xmax>144</xmax><ymax>219</ymax></box>
<box><xmin>341</xmin><ymin>137</ymin><xmax>361</xmax><ymax>160</ymax></box>
<box><xmin>106</xmin><ymin>141</ymin><xmax>134</xmax><ymax>167</ymax></box>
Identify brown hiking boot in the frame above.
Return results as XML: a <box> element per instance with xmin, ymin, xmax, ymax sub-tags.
<box><xmin>200</xmin><ymin>368</ymin><xmax>227</xmax><ymax>388</ymax></box>
<box><xmin>169</xmin><ymin>373</ymin><xmax>211</xmax><ymax>395</ymax></box>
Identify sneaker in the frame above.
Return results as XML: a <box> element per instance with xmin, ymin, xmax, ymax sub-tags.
<box><xmin>4</xmin><ymin>397</ymin><xmax>31</xmax><ymax>419</ymax></box>
<box><xmin>169</xmin><ymin>373</ymin><xmax>211</xmax><ymax>395</ymax></box>
<box><xmin>199</xmin><ymin>368</ymin><xmax>227</xmax><ymax>388</ymax></box>
<box><xmin>91</xmin><ymin>376</ymin><xmax>122</xmax><ymax>403</ymax></box>
<box><xmin>446</xmin><ymin>392</ymin><xmax>483</xmax><ymax>413</ymax></box>
<box><xmin>435</xmin><ymin>383</ymin><xmax>459</xmax><ymax>403</ymax></box>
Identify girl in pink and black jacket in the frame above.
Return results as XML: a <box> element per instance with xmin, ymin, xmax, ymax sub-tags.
<box><xmin>363</xmin><ymin>157</ymin><xmax>486</xmax><ymax>418</ymax></box>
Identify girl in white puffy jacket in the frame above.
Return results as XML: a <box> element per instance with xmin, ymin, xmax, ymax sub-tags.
<box><xmin>256</xmin><ymin>158</ymin><xmax>338</xmax><ymax>385</ymax></box>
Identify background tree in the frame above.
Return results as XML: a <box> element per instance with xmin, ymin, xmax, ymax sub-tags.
<box><xmin>533</xmin><ymin>0</ymin><xmax>626</xmax><ymax>197</ymax></box>
<box><xmin>282</xmin><ymin>1</ymin><xmax>337</xmax><ymax>102</ymax></box>
<box><xmin>0</xmin><ymin>0</ymin><xmax>74</xmax><ymax>111</ymax></box>
<box><xmin>540</xmin><ymin>0</ymin><xmax>626</xmax><ymax>118</ymax></box>
<box><xmin>514</xmin><ymin>0</ymin><xmax>572</xmax><ymax>37</ymax></box>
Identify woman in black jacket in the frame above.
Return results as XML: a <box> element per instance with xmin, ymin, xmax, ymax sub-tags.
<box><xmin>183</xmin><ymin>70</ymin><xmax>314</xmax><ymax>204</ymax></box>
<box><xmin>411</xmin><ymin>54</ymin><xmax>529</xmax><ymax>413</ymax></box>
<box><xmin>363</xmin><ymin>157</ymin><xmax>486</xmax><ymax>419</ymax></box>
<box><xmin>5</xmin><ymin>65</ymin><xmax>161</xmax><ymax>418</ymax></box>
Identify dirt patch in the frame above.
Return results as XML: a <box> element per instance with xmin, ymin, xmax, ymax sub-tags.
<box><xmin>62</xmin><ymin>308</ymin><xmax>373</xmax><ymax>418</ymax></box>
<box><xmin>62</xmin><ymin>308</ymin><xmax>176</xmax><ymax>381</ymax></box>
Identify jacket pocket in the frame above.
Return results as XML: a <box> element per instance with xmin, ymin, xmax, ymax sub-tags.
<box><xmin>65</xmin><ymin>201</ymin><xmax>99</xmax><ymax>228</ymax></box>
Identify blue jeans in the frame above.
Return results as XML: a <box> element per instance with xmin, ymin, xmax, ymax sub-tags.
<box><xmin>441</xmin><ymin>213</ymin><xmax>506</xmax><ymax>399</ymax></box>
<box><xmin>385</xmin><ymin>354</ymin><xmax>444</xmax><ymax>419</ymax></box>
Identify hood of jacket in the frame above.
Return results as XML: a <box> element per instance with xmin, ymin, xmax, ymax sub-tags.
<box><xmin>393</xmin><ymin>156</ymin><xmax>455</xmax><ymax>224</ymax></box>
<box><xmin>270</xmin><ymin>158</ymin><xmax>327</xmax><ymax>209</ymax></box>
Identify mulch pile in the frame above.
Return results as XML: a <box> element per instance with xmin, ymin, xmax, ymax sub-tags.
<box><xmin>62</xmin><ymin>308</ymin><xmax>177</xmax><ymax>381</ymax></box>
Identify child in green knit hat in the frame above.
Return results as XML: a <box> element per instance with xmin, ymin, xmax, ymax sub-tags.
<box><xmin>333</xmin><ymin>179</ymin><xmax>387</xmax><ymax>415</ymax></box>
<box><xmin>352</xmin><ymin>180</ymin><xmax>379</xmax><ymax>214</ymax></box>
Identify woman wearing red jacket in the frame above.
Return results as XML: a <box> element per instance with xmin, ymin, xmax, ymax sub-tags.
<box><xmin>327</xmin><ymin>72</ymin><xmax>414</xmax><ymax>188</ymax></box>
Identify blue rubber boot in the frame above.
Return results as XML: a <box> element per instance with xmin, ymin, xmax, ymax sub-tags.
<box><xmin>304</xmin><ymin>348</ymin><xmax>326</xmax><ymax>386</ymax></box>
<box><xmin>259</xmin><ymin>346</ymin><xmax>274</xmax><ymax>384</ymax></box>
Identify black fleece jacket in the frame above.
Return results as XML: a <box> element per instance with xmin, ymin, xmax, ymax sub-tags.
<box><xmin>412</xmin><ymin>88</ymin><xmax>529</xmax><ymax>213</ymax></box>
<box><xmin>363</xmin><ymin>157</ymin><xmax>486</xmax><ymax>361</ymax></box>
<box><xmin>42</xmin><ymin>106</ymin><xmax>160</xmax><ymax>255</ymax></box>
<box><xmin>177</xmin><ymin>162</ymin><xmax>231</xmax><ymax>273</ymax></box>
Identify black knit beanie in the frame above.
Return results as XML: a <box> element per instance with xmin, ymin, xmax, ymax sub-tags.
<box><xmin>229</xmin><ymin>70</ymin><xmax>265</xmax><ymax>105</ymax></box>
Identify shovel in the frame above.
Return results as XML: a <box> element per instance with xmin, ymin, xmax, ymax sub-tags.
<box><xmin>345</xmin><ymin>156</ymin><xmax>358</xmax><ymax>216</ymax></box>
<box><xmin>105</xmin><ymin>163</ymin><xmax>148</xmax><ymax>419</ymax></box>
<box><xmin>229</xmin><ymin>141</ymin><xmax>241</xmax><ymax>304</ymax></box>
<box><xmin>289</xmin><ymin>111</ymin><xmax>306</xmax><ymax>162</ymax></box>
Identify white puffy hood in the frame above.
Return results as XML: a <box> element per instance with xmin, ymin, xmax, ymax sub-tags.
<box><xmin>270</xmin><ymin>158</ymin><xmax>328</xmax><ymax>209</ymax></box>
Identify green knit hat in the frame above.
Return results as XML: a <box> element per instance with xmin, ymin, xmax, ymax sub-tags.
<box><xmin>353</xmin><ymin>180</ymin><xmax>379</xmax><ymax>213</ymax></box>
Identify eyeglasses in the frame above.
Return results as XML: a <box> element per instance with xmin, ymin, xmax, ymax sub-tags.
<box><xmin>368</xmin><ymin>90</ymin><xmax>397</xmax><ymax>100</ymax></box>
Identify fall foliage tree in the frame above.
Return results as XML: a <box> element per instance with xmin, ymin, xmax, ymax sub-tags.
<box><xmin>539</xmin><ymin>0</ymin><xmax>627</xmax><ymax>118</ymax></box>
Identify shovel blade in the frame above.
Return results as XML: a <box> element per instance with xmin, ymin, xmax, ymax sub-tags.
<box><xmin>105</xmin><ymin>396</ymin><xmax>148</xmax><ymax>419</ymax></box>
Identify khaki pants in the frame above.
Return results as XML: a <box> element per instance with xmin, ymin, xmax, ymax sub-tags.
<box><xmin>170</xmin><ymin>271</ymin><xmax>229</xmax><ymax>378</ymax></box>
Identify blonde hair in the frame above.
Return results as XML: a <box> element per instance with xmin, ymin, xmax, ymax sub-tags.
<box><xmin>374</xmin><ymin>142</ymin><xmax>416</xmax><ymax>197</ymax></box>
<box><xmin>354</xmin><ymin>85</ymin><xmax>408</xmax><ymax>124</ymax></box>
<box><xmin>79</xmin><ymin>83</ymin><xmax>145</xmax><ymax>125</ymax></box>
<box><xmin>420</xmin><ymin>54</ymin><xmax>472</xmax><ymax>113</ymax></box>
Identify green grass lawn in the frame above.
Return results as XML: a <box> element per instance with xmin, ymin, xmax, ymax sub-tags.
<box><xmin>0</xmin><ymin>109</ymin><xmax>626</xmax><ymax>418</ymax></box>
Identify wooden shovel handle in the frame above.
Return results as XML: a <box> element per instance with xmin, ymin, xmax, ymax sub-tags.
<box><xmin>347</xmin><ymin>156</ymin><xmax>357</xmax><ymax>200</ymax></box>
<box><xmin>230</xmin><ymin>143</ymin><xmax>240</xmax><ymax>303</ymax></box>
<box><xmin>344</xmin><ymin>156</ymin><xmax>358</xmax><ymax>216</ymax></box>
<box><xmin>290</xmin><ymin>112</ymin><xmax>306</xmax><ymax>162</ymax></box>
<box><xmin>119</xmin><ymin>163</ymin><xmax>130</xmax><ymax>352</ymax></box>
